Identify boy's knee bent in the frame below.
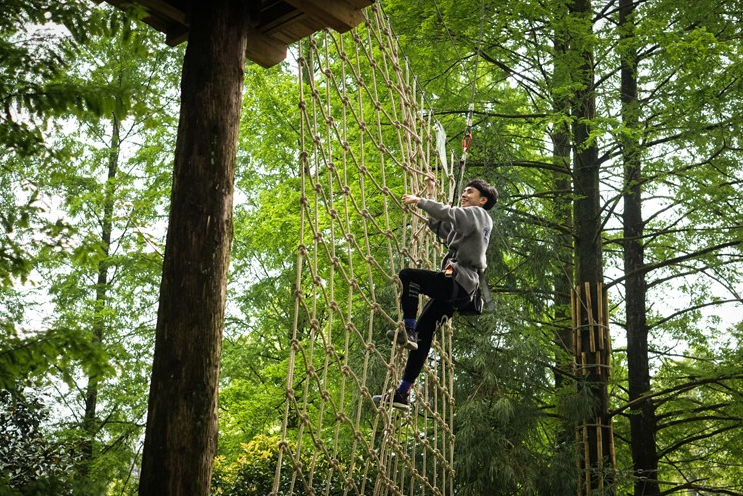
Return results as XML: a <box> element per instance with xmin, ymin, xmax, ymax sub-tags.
<box><xmin>399</xmin><ymin>268</ymin><xmax>415</xmax><ymax>284</ymax></box>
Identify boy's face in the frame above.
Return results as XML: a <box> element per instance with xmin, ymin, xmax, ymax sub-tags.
<box><xmin>460</xmin><ymin>186</ymin><xmax>488</xmax><ymax>208</ymax></box>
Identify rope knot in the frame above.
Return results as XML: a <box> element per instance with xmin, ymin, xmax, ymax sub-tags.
<box><xmin>299</xmin><ymin>412</ymin><xmax>311</xmax><ymax>426</ymax></box>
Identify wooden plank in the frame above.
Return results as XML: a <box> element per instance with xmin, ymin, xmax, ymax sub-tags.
<box><xmin>585</xmin><ymin>282</ymin><xmax>595</xmax><ymax>353</ymax></box>
<box><xmin>343</xmin><ymin>0</ymin><xmax>374</xmax><ymax>8</ymax></box>
<box><xmin>254</xmin><ymin>2</ymin><xmax>304</xmax><ymax>33</ymax></box>
<box><xmin>597</xmin><ymin>417</ymin><xmax>604</xmax><ymax>490</ymax></box>
<box><xmin>284</xmin><ymin>0</ymin><xmax>364</xmax><ymax>33</ymax></box>
<box><xmin>597</xmin><ymin>283</ymin><xmax>605</xmax><ymax>350</ymax></box>
<box><xmin>267</xmin><ymin>15</ymin><xmax>325</xmax><ymax>44</ymax></box>
<box><xmin>603</xmin><ymin>286</ymin><xmax>611</xmax><ymax>363</ymax></box>
<box><xmin>582</xmin><ymin>423</ymin><xmax>591</xmax><ymax>494</ymax></box>
<box><xmin>100</xmin><ymin>0</ymin><xmax>372</xmax><ymax>67</ymax></box>
<box><xmin>165</xmin><ymin>25</ymin><xmax>189</xmax><ymax>46</ymax></box>
<box><xmin>245</xmin><ymin>29</ymin><xmax>288</xmax><ymax>68</ymax></box>
<box><xmin>609</xmin><ymin>417</ymin><xmax>616</xmax><ymax>468</ymax></box>
<box><xmin>133</xmin><ymin>0</ymin><xmax>188</xmax><ymax>24</ymax></box>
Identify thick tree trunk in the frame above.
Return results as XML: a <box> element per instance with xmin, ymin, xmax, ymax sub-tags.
<box><xmin>569</xmin><ymin>0</ymin><xmax>614</xmax><ymax>493</ymax></box>
<box><xmin>138</xmin><ymin>2</ymin><xmax>249</xmax><ymax>495</ymax></box>
<box><xmin>620</xmin><ymin>0</ymin><xmax>660</xmax><ymax>494</ymax></box>
<box><xmin>551</xmin><ymin>22</ymin><xmax>574</xmax><ymax>394</ymax></box>
<box><xmin>571</xmin><ymin>0</ymin><xmax>602</xmax><ymax>287</ymax></box>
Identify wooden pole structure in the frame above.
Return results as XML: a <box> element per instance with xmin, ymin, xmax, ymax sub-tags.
<box><xmin>572</xmin><ymin>282</ymin><xmax>615</xmax><ymax>495</ymax></box>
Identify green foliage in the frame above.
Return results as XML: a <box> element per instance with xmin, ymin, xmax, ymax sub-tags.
<box><xmin>0</xmin><ymin>1</ymin><xmax>128</xmax><ymax>156</ymax></box>
<box><xmin>1</xmin><ymin>3</ymin><xmax>181</xmax><ymax>495</ymax></box>
<box><xmin>0</xmin><ymin>326</ymin><xmax>113</xmax><ymax>391</ymax></box>
<box><xmin>0</xmin><ymin>185</ymin><xmax>71</xmax><ymax>286</ymax></box>
<box><xmin>212</xmin><ymin>434</ymin><xmax>375</xmax><ymax>496</ymax></box>
<box><xmin>0</xmin><ymin>389</ymin><xmax>87</xmax><ymax>496</ymax></box>
<box><xmin>646</xmin><ymin>343</ymin><xmax>743</xmax><ymax>490</ymax></box>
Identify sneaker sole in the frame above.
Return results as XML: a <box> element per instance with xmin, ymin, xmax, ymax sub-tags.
<box><xmin>372</xmin><ymin>396</ymin><xmax>410</xmax><ymax>411</ymax></box>
<box><xmin>387</xmin><ymin>330</ymin><xmax>418</xmax><ymax>350</ymax></box>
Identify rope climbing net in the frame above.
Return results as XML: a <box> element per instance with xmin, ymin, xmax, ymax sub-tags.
<box><xmin>271</xmin><ymin>5</ymin><xmax>459</xmax><ymax>496</ymax></box>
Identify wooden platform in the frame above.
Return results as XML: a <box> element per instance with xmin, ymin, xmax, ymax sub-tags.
<box><xmin>100</xmin><ymin>0</ymin><xmax>374</xmax><ymax>68</ymax></box>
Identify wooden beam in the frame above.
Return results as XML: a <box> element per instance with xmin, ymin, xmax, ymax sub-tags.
<box><xmin>131</xmin><ymin>0</ymin><xmax>188</xmax><ymax>24</ymax></box>
<box><xmin>283</xmin><ymin>0</ymin><xmax>364</xmax><ymax>33</ymax></box>
<box><xmin>165</xmin><ymin>26</ymin><xmax>190</xmax><ymax>46</ymax></box>
<box><xmin>98</xmin><ymin>0</ymin><xmax>374</xmax><ymax>67</ymax></box>
<box><xmin>344</xmin><ymin>0</ymin><xmax>375</xmax><ymax>8</ymax></box>
<box><xmin>269</xmin><ymin>18</ymin><xmax>318</xmax><ymax>45</ymax></box>
<box><xmin>99</xmin><ymin>0</ymin><xmax>189</xmax><ymax>46</ymax></box>
<box><xmin>245</xmin><ymin>28</ymin><xmax>288</xmax><ymax>68</ymax></box>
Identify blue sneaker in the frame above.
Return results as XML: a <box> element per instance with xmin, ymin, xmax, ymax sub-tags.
<box><xmin>372</xmin><ymin>390</ymin><xmax>410</xmax><ymax>411</ymax></box>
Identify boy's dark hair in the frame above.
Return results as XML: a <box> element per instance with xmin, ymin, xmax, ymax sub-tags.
<box><xmin>465</xmin><ymin>179</ymin><xmax>499</xmax><ymax>210</ymax></box>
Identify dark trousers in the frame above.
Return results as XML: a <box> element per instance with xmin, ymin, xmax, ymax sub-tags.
<box><xmin>398</xmin><ymin>268</ymin><xmax>458</xmax><ymax>383</ymax></box>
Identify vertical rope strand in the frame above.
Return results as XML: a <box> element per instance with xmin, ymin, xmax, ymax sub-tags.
<box><xmin>273</xmin><ymin>6</ymin><xmax>455</xmax><ymax>496</ymax></box>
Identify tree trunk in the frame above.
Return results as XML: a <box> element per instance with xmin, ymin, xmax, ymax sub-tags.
<box><xmin>571</xmin><ymin>0</ymin><xmax>602</xmax><ymax>287</ymax></box>
<box><xmin>620</xmin><ymin>0</ymin><xmax>660</xmax><ymax>494</ymax></box>
<box><xmin>138</xmin><ymin>2</ymin><xmax>249</xmax><ymax>495</ymax></box>
<box><xmin>569</xmin><ymin>0</ymin><xmax>614</xmax><ymax>492</ymax></box>
<box><xmin>551</xmin><ymin>13</ymin><xmax>574</xmax><ymax>395</ymax></box>
<box><xmin>81</xmin><ymin>112</ymin><xmax>120</xmax><ymax>476</ymax></box>
<box><xmin>551</xmin><ymin>30</ymin><xmax>578</xmax><ymax>494</ymax></box>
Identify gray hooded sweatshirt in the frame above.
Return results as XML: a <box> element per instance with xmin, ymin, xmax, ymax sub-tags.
<box><xmin>416</xmin><ymin>198</ymin><xmax>493</xmax><ymax>294</ymax></box>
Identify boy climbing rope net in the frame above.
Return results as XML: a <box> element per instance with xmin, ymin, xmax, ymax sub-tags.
<box><xmin>374</xmin><ymin>175</ymin><xmax>499</xmax><ymax>410</ymax></box>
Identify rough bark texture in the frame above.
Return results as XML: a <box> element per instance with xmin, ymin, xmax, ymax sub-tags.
<box><xmin>551</xmin><ymin>25</ymin><xmax>575</xmax><ymax>394</ymax></box>
<box><xmin>138</xmin><ymin>1</ymin><xmax>249</xmax><ymax>495</ymax></box>
<box><xmin>620</xmin><ymin>0</ymin><xmax>660</xmax><ymax>494</ymax></box>
<box><xmin>571</xmin><ymin>0</ymin><xmax>602</xmax><ymax>287</ymax></box>
<box><xmin>570</xmin><ymin>0</ymin><xmax>614</xmax><ymax>492</ymax></box>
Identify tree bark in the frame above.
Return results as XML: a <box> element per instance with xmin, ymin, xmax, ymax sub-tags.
<box><xmin>620</xmin><ymin>0</ymin><xmax>660</xmax><ymax>494</ymax></box>
<box><xmin>571</xmin><ymin>0</ymin><xmax>602</xmax><ymax>287</ymax></box>
<box><xmin>569</xmin><ymin>0</ymin><xmax>614</xmax><ymax>492</ymax></box>
<box><xmin>138</xmin><ymin>2</ymin><xmax>249</xmax><ymax>495</ymax></box>
<box><xmin>551</xmin><ymin>12</ymin><xmax>574</xmax><ymax>394</ymax></box>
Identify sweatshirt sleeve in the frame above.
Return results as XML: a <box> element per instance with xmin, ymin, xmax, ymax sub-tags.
<box><xmin>417</xmin><ymin>199</ymin><xmax>479</xmax><ymax>235</ymax></box>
